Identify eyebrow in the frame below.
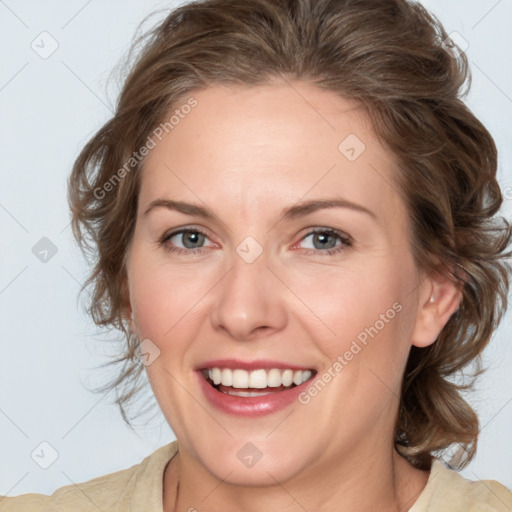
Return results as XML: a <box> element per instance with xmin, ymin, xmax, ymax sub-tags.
<box><xmin>143</xmin><ymin>197</ymin><xmax>376</xmax><ymax>221</ymax></box>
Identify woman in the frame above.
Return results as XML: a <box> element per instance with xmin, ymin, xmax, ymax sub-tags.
<box><xmin>2</xmin><ymin>0</ymin><xmax>511</xmax><ymax>510</ymax></box>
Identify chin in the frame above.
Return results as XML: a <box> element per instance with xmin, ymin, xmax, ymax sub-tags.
<box><xmin>191</xmin><ymin>435</ymin><xmax>312</xmax><ymax>487</ymax></box>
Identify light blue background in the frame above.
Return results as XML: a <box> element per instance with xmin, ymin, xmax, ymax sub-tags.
<box><xmin>1</xmin><ymin>0</ymin><xmax>511</xmax><ymax>496</ymax></box>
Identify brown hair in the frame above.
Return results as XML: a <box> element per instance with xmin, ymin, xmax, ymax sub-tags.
<box><xmin>68</xmin><ymin>0</ymin><xmax>511</xmax><ymax>470</ymax></box>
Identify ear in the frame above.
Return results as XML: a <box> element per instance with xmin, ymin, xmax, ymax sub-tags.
<box><xmin>411</xmin><ymin>270</ymin><xmax>463</xmax><ymax>348</ymax></box>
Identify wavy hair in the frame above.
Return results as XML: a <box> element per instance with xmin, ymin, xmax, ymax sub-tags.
<box><xmin>68</xmin><ymin>0</ymin><xmax>512</xmax><ymax>470</ymax></box>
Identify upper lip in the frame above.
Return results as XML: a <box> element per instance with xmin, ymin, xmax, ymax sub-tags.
<box><xmin>196</xmin><ymin>359</ymin><xmax>316</xmax><ymax>372</ymax></box>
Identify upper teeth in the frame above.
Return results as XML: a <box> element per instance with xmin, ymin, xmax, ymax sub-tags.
<box><xmin>205</xmin><ymin>368</ymin><xmax>313</xmax><ymax>388</ymax></box>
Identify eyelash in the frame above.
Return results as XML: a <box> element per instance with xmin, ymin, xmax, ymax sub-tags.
<box><xmin>159</xmin><ymin>226</ymin><xmax>352</xmax><ymax>256</ymax></box>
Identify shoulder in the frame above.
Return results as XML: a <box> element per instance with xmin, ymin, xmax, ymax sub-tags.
<box><xmin>411</xmin><ymin>459</ymin><xmax>512</xmax><ymax>512</ymax></box>
<box><xmin>0</xmin><ymin>441</ymin><xmax>178</xmax><ymax>512</ymax></box>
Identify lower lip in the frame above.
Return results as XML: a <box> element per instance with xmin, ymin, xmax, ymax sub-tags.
<box><xmin>196</xmin><ymin>371</ymin><xmax>314</xmax><ymax>417</ymax></box>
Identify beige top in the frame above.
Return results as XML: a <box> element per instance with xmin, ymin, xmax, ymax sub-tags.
<box><xmin>1</xmin><ymin>441</ymin><xmax>511</xmax><ymax>511</ymax></box>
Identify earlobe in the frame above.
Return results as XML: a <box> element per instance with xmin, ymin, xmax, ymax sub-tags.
<box><xmin>411</xmin><ymin>272</ymin><xmax>463</xmax><ymax>348</ymax></box>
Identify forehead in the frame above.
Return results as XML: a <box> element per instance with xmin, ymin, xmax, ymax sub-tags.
<box><xmin>138</xmin><ymin>82</ymin><xmax>405</xmax><ymax>228</ymax></box>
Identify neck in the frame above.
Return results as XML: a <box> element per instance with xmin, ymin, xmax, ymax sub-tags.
<box><xmin>163</xmin><ymin>439</ymin><xmax>430</xmax><ymax>512</ymax></box>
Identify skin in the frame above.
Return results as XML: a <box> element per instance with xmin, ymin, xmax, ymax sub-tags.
<box><xmin>124</xmin><ymin>80</ymin><xmax>462</xmax><ymax>512</ymax></box>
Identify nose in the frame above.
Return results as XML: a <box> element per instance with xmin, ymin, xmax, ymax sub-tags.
<box><xmin>210</xmin><ymin>247</ymin><xmax>288</xmax><ymax>341</ymax></box>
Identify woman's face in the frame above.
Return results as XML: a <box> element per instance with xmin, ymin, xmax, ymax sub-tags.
<box><xmin>125</xmin><ymin>81</ymin><xmax>452</xmax><ymax>485</ymax></box>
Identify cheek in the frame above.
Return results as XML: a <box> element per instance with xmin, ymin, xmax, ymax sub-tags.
<box><xmin>128</xmin><ymin>252</ymin><xmax>218</xmax><ymax>342</ymax></box>
<box><xmin>293</xmin><ymin>268</ymin><xmax>413</xmax><ymax>420</ymax></box>
<box><xmin>289</xmin><ymin>261</ymin><xmax>416</xmax><ymax>413</ymax></box>
<box><xmin>289</xmin><ymin>262</ymin><xmax>407</xmax><ymax>352</ymax></box>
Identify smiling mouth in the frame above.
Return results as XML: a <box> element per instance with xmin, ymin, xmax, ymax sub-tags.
<box><xmin>201</xmin><ymin>367</ymin><xmax>316</xmax><ymax>397</ymax></box>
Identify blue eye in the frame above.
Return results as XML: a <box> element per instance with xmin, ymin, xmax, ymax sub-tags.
<box><xmin>160</xmin><ymin>228</ymin><xmax>214</xmax><ymax>254</ymax></box>
<box><xmin>296</xmin><ymin>228</ymin><xmax>351</xmax><ymax>255</ymax></box>
<box><xmin>159</xmin><ymin>227</ymin><xmax>351</xmax><ymax>256</ymax></box>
